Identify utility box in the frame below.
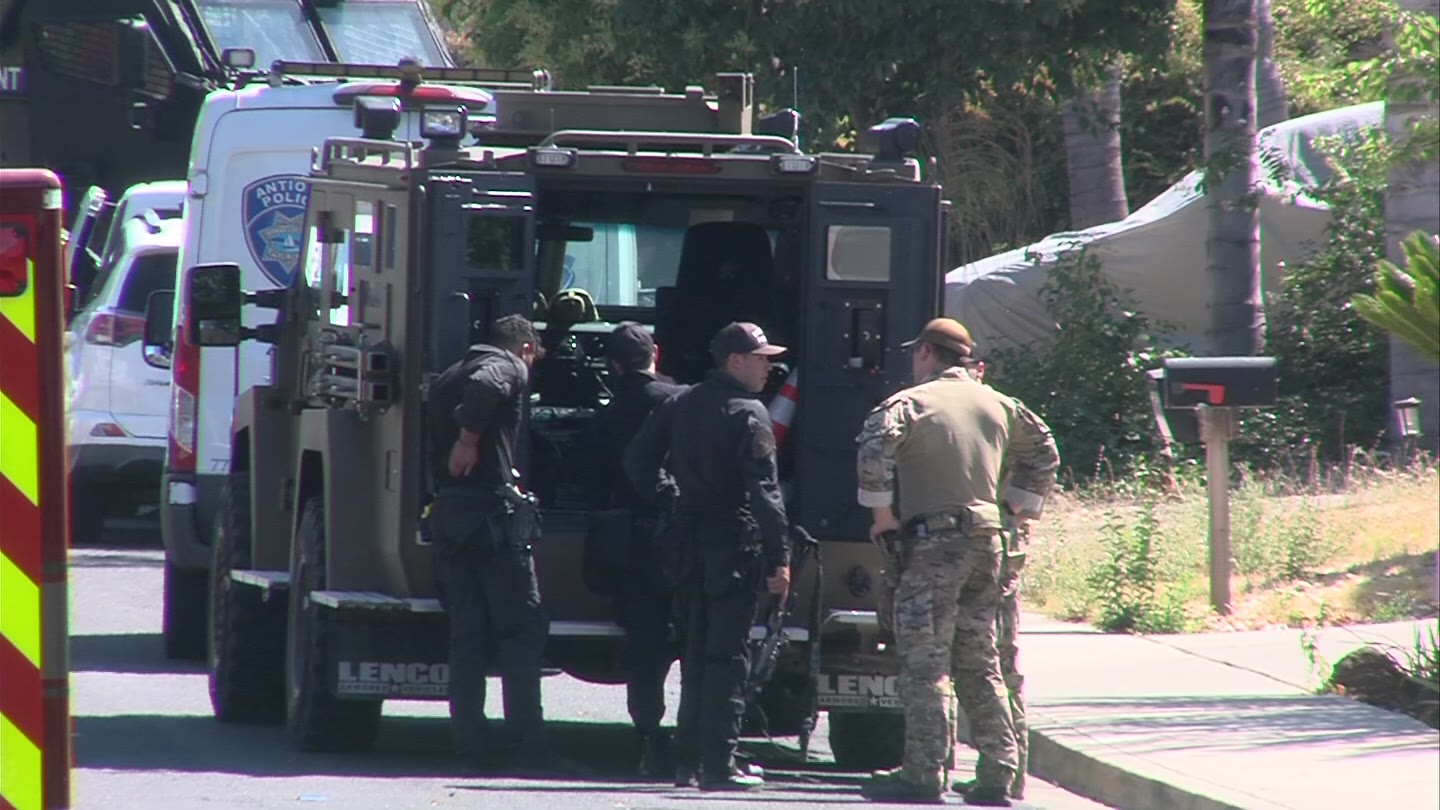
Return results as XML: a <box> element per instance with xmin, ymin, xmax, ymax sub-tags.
<box><xmin>1161</xmin><ymin>357</ymin><xmax>1278</xmax><ymax>409</ymax></box>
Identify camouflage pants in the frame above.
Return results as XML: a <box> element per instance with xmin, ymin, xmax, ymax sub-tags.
<box><xmin>893</xmin><ymin>528</ymin><xmax>1017</xmax><ymax>790</ymax></box>
<box><xmin>958</xmin><ymin>566</ymin><xmax>1026</xmax><ymax>795</ymax></box>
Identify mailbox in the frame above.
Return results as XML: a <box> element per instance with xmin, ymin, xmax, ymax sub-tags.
<box><xmin>1161</xmin><ymin>357</ymin><xmax>1278</xmax><ymax>409</ymax></box>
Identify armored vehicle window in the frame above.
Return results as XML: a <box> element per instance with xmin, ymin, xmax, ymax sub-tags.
<box><xmin>196</xmin><ymin>0</ymin><xmax>326</xmax><ymax>67</ymax></box>
<box><xmin>826</xmin><ymin>225</ymin><xmax>892</xmax><ymax>282</ymax></box>
<box><xmin>304</xmin><ymin>223</ymin><xmax>353</xmax><ymax>326</ymax></box>
<box><xmin>465</xmin><ymin>216</ymin><xmax>526</xmax><ymax>272</ymax></box>
<box><xmin>355</xmin><ymin>202</ymin><xmax>376</xmax><ymax>273</ymax></box>
<box><xmin>317</xmin><ymin>0</ymin><xmax>449</xmax><ymax>67</ymax></box>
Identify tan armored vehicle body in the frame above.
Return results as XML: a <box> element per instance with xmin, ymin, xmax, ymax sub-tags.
<box><xmin>150</xmin><ymin>61</ymin><xmax>947</xmax><ymax>768</ymax></box>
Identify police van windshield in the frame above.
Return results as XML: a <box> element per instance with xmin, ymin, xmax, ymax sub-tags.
<box><xmin>197</xmin><ymin>0</ymin><xmax>327</xmax><ymax>66</ymax></box>
<box><xmin>316</xmin><ymin>0</ymin><xmax>449</xmax><ymax>66</ymax></box>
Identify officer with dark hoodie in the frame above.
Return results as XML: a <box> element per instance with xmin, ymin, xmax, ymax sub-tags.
<box><xmin>581</xmin><ymin>322</ymin><xmax>686</xmax><ymax>776</ymax></box>
<box><xmin>624</xmin><ymin>322</ymin><xmax>792</xmax><ymax>792</ymax></box>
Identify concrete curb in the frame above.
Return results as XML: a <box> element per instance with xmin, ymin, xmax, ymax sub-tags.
<box><xmin>1025</xmin><ymin>722</ymin><xmax>1292</xmax><ymax>810</ymax></box>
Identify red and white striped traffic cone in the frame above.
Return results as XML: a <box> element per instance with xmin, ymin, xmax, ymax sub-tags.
<box><xmin>767</xmin><ymin>367</ymin><xmax>799</xmax><ymax>445</ymax></box>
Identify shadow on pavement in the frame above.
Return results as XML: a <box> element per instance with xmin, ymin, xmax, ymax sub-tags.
<box><xmin>70</xmin><ymin>633</ymin><xmax>205</xmax><ymax>675</ymax></box>
<box><xmin>1044</xmin><ymin>694</ymin><xmax>1440</xmax><ymax>753</ymax></box>
<box><xmin>75</xmin><ymin>712</ymin><xmax>866</xmax><ymax>787</ymax></box>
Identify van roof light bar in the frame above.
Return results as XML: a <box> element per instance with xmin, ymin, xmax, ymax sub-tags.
<box><xmin>537</xmin><ymin>130</ymin><xmax>800</xmax><ymax>155</ymax></box>
<box><xmin>268</xmin><ymin>59</ymin><xmax>553</xmax><ymax>91</ymax></box>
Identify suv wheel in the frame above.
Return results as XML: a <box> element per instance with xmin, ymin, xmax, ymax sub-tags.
<box><xmin>208</xmin><ymin>472</ymin><xmax>286</xmax><ymax>723</ymax></box>
<box><xmin>285</xmin><ymin>496</ymin><xmax>382</xmax><ymax>752</ymax></box>
<box><xmin>163</xmin><ymin>560</ymin><xmax>208</xmax><ymax>660</ymax></box>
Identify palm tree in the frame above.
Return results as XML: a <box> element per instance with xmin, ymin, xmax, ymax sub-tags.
<box><xmin>1352</xmin><ymin>230</ymin><xmax>1439</xmax><ymax>365</ymax></box>
<box><xmin>1203</xmin><ymin>0</ymin><xmax>1263</xmax><ymax>357</ymax></box>
<box><xmin>1062</xmin><ymin>63</ymin><xmax>1130</xmax><ymax>230</ymax></box>
<box><xmin>1255</xmin><ymin>0</ymin><xmax>1288</xmax><ymax>128</ymax></box>
<box><xmin>1385</xmin><ymin>0</ymin><xmax>1439</xmax><ymax>449</ymax></box>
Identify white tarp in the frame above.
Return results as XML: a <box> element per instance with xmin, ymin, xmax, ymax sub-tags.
<box><xmin>944</xmin><ymin>102</ymin><xmax>1386</xmax><ymax>354</ymax></box>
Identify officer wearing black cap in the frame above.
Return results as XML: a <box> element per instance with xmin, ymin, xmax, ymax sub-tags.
<box><xmin>624</xmin><ymin>321</ymin><xmax>792</xmax><ymax>792</ymax></box>
<box><xmin>580</xmin><ymin>322</ymin><xmax>685</xmax><ymax>776</ymax></box>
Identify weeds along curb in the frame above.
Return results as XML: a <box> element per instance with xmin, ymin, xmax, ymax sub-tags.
<box><xmin>1025</xmin><ymin>725</ymin><xmax>1289</xmax><ymax>810</ymax></box>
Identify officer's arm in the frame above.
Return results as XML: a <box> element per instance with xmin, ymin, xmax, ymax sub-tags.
<box><xmin>738</xmin><ymin>406</ymin><xmax>789</xmax><ymax>571</ymax></box>
<box><xmin>1001</xmin><ymin>402</ymin><xmax>1060</xmax><ymax>519</ymax></box>
<box><xmin>854</xmin><ymin>399</ymin><xmax>908</xmax><ymax>510</ymax></box>
<box><xmin>622</xmin><ymin>395</ymin><xmax>674</xmax><ymax>506</ymax></box>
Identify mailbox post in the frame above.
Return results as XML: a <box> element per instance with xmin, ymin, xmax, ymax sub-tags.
<box><xmin>1157</xmin><ymin>357</ymin><xmax>1278</xmax><ymax>616</ymax></box>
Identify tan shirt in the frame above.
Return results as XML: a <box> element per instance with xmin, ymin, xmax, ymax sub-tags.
<box><xmin>854</xmin><ymin>367</ymin><xmax>1060</xmax><ymax>530</ymax></box>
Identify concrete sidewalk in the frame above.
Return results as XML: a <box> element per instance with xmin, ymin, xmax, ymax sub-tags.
<box><xmin>1013</xmin><ymin>613</ymin><xmax>1439</xmax><ymax>810</ymax></box>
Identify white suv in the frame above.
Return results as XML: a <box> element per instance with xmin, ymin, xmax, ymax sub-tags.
<box><xmin>66</xmin><ymin>209</ymin><xmax>183</xmax><ymax>543</ymax></box>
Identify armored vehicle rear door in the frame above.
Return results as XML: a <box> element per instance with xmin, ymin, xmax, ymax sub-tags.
<box><xmin>424</xmin><ymin>172</ymin><xmax>537</xmax><ymax>372</ymax></box>
<box><xmin>795</xmin><ymin>180</ymin><xmax>943</xmax><ymax>540</ymax></box>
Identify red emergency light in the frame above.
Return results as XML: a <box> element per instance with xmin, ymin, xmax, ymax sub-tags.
<box><xmin>0</xmin><ymin>221</ymin><xmax>30</xmax><ymax>297</ymax></box>
<box><xmin>332</xmin><ymin>83</ymin><xmax>493</xmax><ymax>109</ymax></box>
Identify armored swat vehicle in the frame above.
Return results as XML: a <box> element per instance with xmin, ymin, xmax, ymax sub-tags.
<box><xmin>146</xmin><ymin>67</ymin><xmax>947</xmax><ymax>768</ymax></box>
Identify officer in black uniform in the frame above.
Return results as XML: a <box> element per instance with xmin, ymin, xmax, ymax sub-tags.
<box><xmin>426</xmin><ymin>314</ymin><xmax>553</xmax><ymax>771</ymax></box>
<box><xmin>581</xmin><ymin>322</ymin><xmax>686</xmax><ymax>777</ymax></box>
<box><xmin>624</xmin><ymin>322</ymin><xmax>792</xmax><ymax>792</ymax></box>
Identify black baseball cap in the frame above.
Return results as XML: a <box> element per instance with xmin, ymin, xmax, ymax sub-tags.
<box><xmin>710</xmin><ymin>322</ymin><xmax>787</xmax><ymax>358</ymax></box>
<box><xmin>606</xmin><ymin>321</ymin><xmax>655</xmax><ymax>368</ymax></box>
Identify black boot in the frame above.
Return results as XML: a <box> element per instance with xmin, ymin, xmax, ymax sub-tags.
<box><xmin>637</xmin><ymin>730</ymin><xmax>673</xmax><ymax>779</ymax></box>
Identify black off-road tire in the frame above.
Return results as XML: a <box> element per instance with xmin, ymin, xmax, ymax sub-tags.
<box><xmin>285</xmin><ymin>496</ymin><xmax>383</xmax><ymax>752</ymax></box>
<box><xmin>69</xmin><ymin>496</ymin><xmax>107</xmax><ymax>545</ymax></box>
<box><xmin>208</xmin><ymin>472</ymin><xmax>286</xmax><ymax>723</ymax></box>
<box><xmin>828</xmin><ymin>711</ymin><xmax>905</xmax><ymax>771</ymax></box>
<box><xmin>163</xmin><ymin>560</ymin><xmax>208</xmax><ymax>660</ymax></box>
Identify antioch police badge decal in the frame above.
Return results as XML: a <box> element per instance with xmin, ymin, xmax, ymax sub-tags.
<box><xmin>242</xmin><ymin>174</ymin><xmax>310</xmax><ymax>287</ymax></box>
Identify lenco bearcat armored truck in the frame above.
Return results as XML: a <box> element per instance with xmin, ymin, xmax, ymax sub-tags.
<box><xmin>142</xmin><ymin>66</ymin><xmax>948</xmax><ymax>768</ymax></box>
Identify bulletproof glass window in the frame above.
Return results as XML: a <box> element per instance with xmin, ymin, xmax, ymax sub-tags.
<box><xmin>826</xmin><ymin>224</ymin><xmax>892</xmax><ymax>282</ymax></box>
<box><xmin>316</xmin><ymin>0</ymin><xmax>449</xmax><ymax>67</ymax></box>
<box><xmin>196</xmin><ymin>0</ymin><xmax>327</xmax><ymax>67</ymax></box>
<box><xmin>465</xmin><ymin>215</ymin><xmax>526</xmax><ymax>272</ymax></box>
<box><xmin>304</xmin><ymin>212</ymin><xmax>353</xmax><ymax>326</ymax></box>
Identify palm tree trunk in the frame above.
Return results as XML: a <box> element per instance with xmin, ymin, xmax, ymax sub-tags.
<box><xmin>1385</xmin><ymin>0</ymin><xmax>1440</xmax><ymax>451</ymax></box>
<box><xmin>1062</xmin><ymin>65</ymin><xmax>1130</xmax><ymax>230</ymax></box>
<box><xmin>1255</xmin><ymin>0</ymin><xmax>1288</xmax><ymax>128</ymax></box>
<box><xmin>1203</xmin><ymin>0</ymin><xmax>1264</xmax><ymax>357</ymax></box>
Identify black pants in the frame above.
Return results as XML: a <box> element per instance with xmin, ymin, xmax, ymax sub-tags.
<box><xmin>430</xmin><ymin>491</ymin><xmax>549</xmax><ymax>759</ymax></box>
<box><xmin>616</xmin><ymin>580</ymin><xmax>676</xmax><ymax>734</ymax></box>
<box><xmin>671</xmin><ymin>533</ymin><xmax>763</xmax><ymax>779</ymax></box>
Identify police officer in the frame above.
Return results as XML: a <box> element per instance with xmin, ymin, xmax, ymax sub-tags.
<box><xmin>624</xmin><ymin>322</ymin><xmax>792</xmax><ymax>792</ymax></box>
<box><xmin>426</xmin><ymin>314</ymin><xmax>554</xmax><ymax>772</ymax></box>
<box><xmin>581</xmin><ymin>322</ymin><xmax>685</xmax><ymax>776</ymax></box>
<box><xmin>952</xmin><ymin>358</ymin><xmax>1034</xmax><ymax>802</ymax></box>
<box><xmin>854</xmin><ymin>318</ymin><xmax>1058</xmax><ymax>806</ymax></box>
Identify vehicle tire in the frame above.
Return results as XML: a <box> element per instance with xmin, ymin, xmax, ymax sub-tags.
<box><xmin>285</xmin><ymin>496</ymin><xmax>382</xmax><ymax>752</ymax></box>
<box><xmin>828</xmin><ymin>711</ymin><xmax>905</xmax><ymax>771</ymax></box>
<box><xmin>742</xmin><ymin>672</ymin><xmax>811</xmax><ymax>737</ymax></box>
<box><xmin>208</xmin><ymin>472</ymin><xmax>286</xmax><ymax>723</ymax></box>
<box><xmin>70</xmin><ymin>496</ymin><xmax>106</xmax><ymax>545</ymax></box>
<box><xmin>163</xmin><ymin>560</ymin><xmax>208</xmax><ymax>660</ymax></box>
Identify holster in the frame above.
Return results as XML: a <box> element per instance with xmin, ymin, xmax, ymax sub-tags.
<box><xmin>488</xmin><ymin>483</ymin><xmax>542</xmax><ymax>554</ymax></box>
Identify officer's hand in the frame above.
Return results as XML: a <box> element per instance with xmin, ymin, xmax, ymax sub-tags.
<box><xmin>448</xmin><ymin>440</ymin><xmax>478</xmax><ymax>478</ymax></box>
<box><xmin>766</xmin><ymin>565</ymin><xmax>790</xmax><ymax>596</ymax></box>
<box><xmin>869</xmin><ymin>512</ymin><xmax>901</xmax><ymax>546</ymax></box>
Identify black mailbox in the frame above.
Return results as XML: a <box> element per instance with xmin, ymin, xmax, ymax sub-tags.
<box><xmin>1161</xmin><ymin>357</ymin><xmax>1278</xmax><ymax>409</ymax></box>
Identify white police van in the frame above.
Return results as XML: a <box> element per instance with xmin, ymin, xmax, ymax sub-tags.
<box><xmin>150</xmin><ymin>60</ymin><xmax>552</xmax><ymax>658</ymax></box>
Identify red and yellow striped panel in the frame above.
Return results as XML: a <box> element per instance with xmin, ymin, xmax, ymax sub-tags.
<box><xmin>0</xmin><ymin>250</ymin><xmax>44</xmax><ymax>810</ymax></box>
<box><xmin>1</xmin><ymin>172</ymin><xmax>70</xmax><ymax>810</ymax></box>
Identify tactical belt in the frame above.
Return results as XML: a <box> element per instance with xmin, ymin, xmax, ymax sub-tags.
<box><xmin>903</xmin><ymin>511</ymin><xmax>970</xmax><ymax>538</ymax></box>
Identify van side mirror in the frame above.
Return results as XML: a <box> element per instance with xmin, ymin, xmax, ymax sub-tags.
<box><xmin>142</xmin><ymin>289</ymin><xmax>175</xmax><ymax>368</ymax></box>
<box><xmin>186</xmin><ymin>263</ymin><xmax>244</xmax><ymax>347</ymax></box>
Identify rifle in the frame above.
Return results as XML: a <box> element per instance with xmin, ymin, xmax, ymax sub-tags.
<box><xmin>743</xmin><ymin>525</ymin><xmax>820</xmax><ymax>743</ymax></box>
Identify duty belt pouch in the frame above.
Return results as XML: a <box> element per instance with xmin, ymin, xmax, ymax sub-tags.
<box><xmin>582</xmin><ymin>508</ymin><xmax>632</xmax><ymax>596</ymax></box>
<box><xmin>1001</xmin><ymin>520</ymin><xmax>1029</xmax><ymax>575</ymax></box>
<box><xmin>491</xmin><ymin>484</ymin><xmax>542</xmax><ymax>553</ymax></box>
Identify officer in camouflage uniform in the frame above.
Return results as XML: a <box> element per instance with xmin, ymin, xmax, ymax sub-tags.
<box><xmin>855</xmin><ymin>318</ymin><xmax>1058</xmax><ymax>806</ymax></box>
<box><xmin>953</xmin><ymin>359</ymin><xmax>1035</xmax><ymax>802</ymax></box>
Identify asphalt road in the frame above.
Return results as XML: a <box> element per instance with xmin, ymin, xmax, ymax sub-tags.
<box><xmin>66</xmin><ymin>521</ymin><xmax>1114</xmax><ymax>809</ymax></box>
